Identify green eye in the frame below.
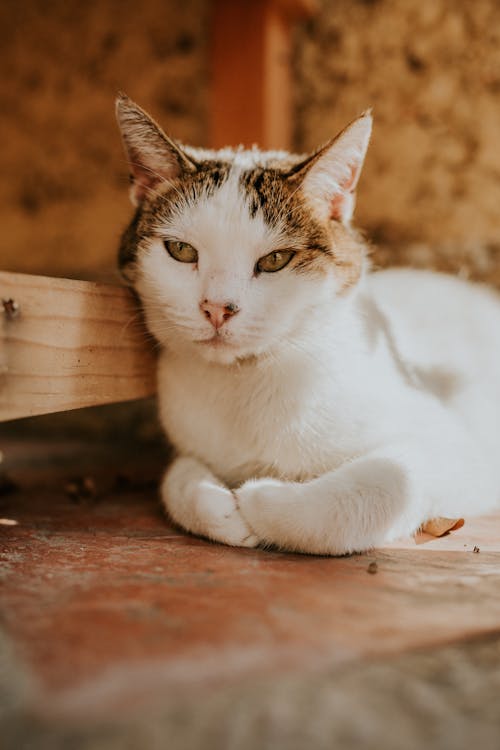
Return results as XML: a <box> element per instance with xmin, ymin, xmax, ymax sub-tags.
<box><xmin>164</xmin><ymin>240</ymin><xmax>198</xmax><ymax>264</ymax></box>
<box><xmin>255</xmin><ymin>250</ymin><xmax>295</xmax><ymax>274</ymax></box>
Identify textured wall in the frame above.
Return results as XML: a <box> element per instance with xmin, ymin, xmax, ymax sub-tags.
<box><xmin>0</xmin><ymin>0</ymin><xmax>207</xmax><ymax>278</ymax></box>
<box><xmin>2</xmin><ymin>0</ymin><xmax>500</xmax><ymax>284</ymax></box>
<box><xmin>295</xmin><ymin>0</ymin><xmax>500</xmax><ymax>284</ymax></box>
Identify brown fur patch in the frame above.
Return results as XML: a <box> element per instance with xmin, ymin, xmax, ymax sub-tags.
<box><xmin>118</xmin><ymin>161</ymin><xmax>232</xmax><ymax>274</ymax></box>
<box><xmin>119</xmin><ymin>149</ymin><xmax>366</xmax><ymax>294</ymax></box>
<box><xmin>287</xmin><ymin>224</ymin><xmax>365</xmax><ymax>290</ymax></box>
<box><xmin>328</xmin><ymin>222</ymin><xmax>366</xmax><ymax>292</ymax></box>
<box><xmin>240</xmin><ymin>166</ymin><xmax>366</xmax><ymax>289</ymax></box>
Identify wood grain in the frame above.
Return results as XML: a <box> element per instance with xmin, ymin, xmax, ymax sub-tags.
<box><xmin>209</xmin><ymin>0</ymin><xmax>318</xmax><ymax>150</ymax></box>
<box><xmin>0</xmin><ymin>271</ymin><xmax>156</xmax><ymax>421</ymax></box>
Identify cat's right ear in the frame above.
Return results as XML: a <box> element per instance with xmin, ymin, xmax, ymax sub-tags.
<box><xmin>115</xmin><ymin>94</ymin><xmax>197</xmax><ymax>206</ymax></box>
<box><xmin>287</xmin><ymin>111</ymin><xmax>372</xmax><ymax>225</ymax></box>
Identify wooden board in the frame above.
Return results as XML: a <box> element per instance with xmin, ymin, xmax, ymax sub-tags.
<box><xmin>209</xmin><ymin>0</ymin><xmax>318</xmax><ymax>150</ymax></box>
<box><xmin>0</xmin><ymin>271</ymin><xmax>156</xmax><ymax>421</ymax></box>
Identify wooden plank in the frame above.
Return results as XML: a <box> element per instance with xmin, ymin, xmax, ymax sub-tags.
<box><xmin>209</xmin><ymin>0</ymin><xmax>318</xmax><ymax>150</ymax></box>
<box><xmin>0</xmin><ymin>272</ymin><xmax>156</xmax><ymax>421</ymax></box>
<box><xmin>210</xmin><ymin>0</ymin><xmax>267</xmax><ymax>148</ymax></box>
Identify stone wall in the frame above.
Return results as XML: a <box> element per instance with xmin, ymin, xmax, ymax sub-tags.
<box><xmin>0</xmin><ymin>0</ymin><xmax>207</xmax><ymax>278</ymax></box>
<box><xmin>2</xmin><ymin>0</ymin><xmax>500</xmax><ymax>285</ymax></box>
<box><xmin>295</xmin><ymin>0</ymin><xmax>500</xmax><ymax>284</ymax></box>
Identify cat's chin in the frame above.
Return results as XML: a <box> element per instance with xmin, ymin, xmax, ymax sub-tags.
<box><xmin>193</xmin><ymin>337</ymin><xmax>262</xmax><ymax>366</ymax></box>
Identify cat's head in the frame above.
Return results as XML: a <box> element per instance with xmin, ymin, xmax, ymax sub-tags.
<box><xmin>116</xmin><ymin>94</ymin><xmax>371</xmax><ymax>365</ymax></box>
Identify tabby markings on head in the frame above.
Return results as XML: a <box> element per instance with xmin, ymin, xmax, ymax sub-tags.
<box><xmin>116</xmin><ymin>93</ymin><xmax>372</xmax><ymax>292</ymax></box>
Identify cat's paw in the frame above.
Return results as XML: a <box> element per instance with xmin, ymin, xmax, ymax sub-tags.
<box><xmin>195</xmin><ymin>483</ymin><xmax>260</xmax><ymax>548</ymax></box>
<box><xmin>236</xmin><ymin>477</ymin><xmax>287</xmax><ymax>539</ymax></box>
<box><xmin>162</xmin><ymin>457</ymin><xmax>259</xmax><ymax>548</ymax></box>
<box><xmin>237</xmin><ymin>477</ymin><xmax>285</xmax><ymax>505</ymax></box>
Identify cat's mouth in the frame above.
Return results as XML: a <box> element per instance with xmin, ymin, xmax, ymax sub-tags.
<box><xmin>195</xmin><ymin>334</ymin><xmax>232</xmax><ymax>348</ymax></box>
<box><xmin>194</xmin><ymin>332</ymin><xmax>258</xmax><ymax>363</ymax></box>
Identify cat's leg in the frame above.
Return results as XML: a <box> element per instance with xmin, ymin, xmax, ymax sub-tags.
<box><xmin>237</xmin><ymin>450</ymin><xmax>411</xmax><ymax>555</ymax></box>
<box><xmin>236</xmin><ymin>438</ymin><xmax>496</xmax><ymax>555</ymax></box>
<box><xmin>162</xmin><ymin>456</ymin><xmax>259</xmax><ymax>547</ymax></box>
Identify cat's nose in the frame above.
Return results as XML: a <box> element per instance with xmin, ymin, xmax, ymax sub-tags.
<box><xmin>200</xmin><ymin>300</ymin><xmax>240</xmax><ymax>330</ymax></box>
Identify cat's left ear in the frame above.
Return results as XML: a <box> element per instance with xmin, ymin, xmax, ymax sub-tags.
<box><xmin>115</xmin><ymin>93</ymin><xmax>197</xmax><ymax>206</ymax></box>
<box><xmin>290</xmin><ymin>111</ymin><xmax>372</xmax><ymax>225</ymax></box>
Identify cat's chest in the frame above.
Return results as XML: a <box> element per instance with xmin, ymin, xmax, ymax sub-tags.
<box><xmin>157</xmin><ymin>351</ymin><xmax>351</xmax><ymax>483</ymax></box>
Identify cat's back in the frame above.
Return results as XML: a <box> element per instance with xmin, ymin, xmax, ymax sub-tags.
<box><xmin>368</xmin><ymin>267</ymin><xmax>500</xmax><ymax>319</ymax></box>
<box><xmin>367</xmin><ymin>267</ymin><xmax>500</xmax><ymax>377</ymax></box>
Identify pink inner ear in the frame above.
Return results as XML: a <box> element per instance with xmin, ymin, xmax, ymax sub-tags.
<box><xmin>128</xmin><ymin>146</ymin><xmax>174</xmax><ymax>204</ymax></box>
<box><xmin>342</xmin><ymin>163</ymin><xmax>359</xmax><ymax>192</ymax></box>
<box><xmin>330</xmin><ymin>193</ymin><xmax>345</xmax><ymax>220</ymax></box>
<box><xmin>330</xmin><ymin>163</ymin><xmax>359</xmax><ymax>220</ymax></box>
<box><xmin>131</xmin><ymin>166</ymin><xmax>159</xmax><ymax>203</ymax></box>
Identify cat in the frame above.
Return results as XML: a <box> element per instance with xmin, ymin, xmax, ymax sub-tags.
<box><xmin>116</xmin><ymin>93</ymin><xmax>500</xmax><ymax>555</ymax></box>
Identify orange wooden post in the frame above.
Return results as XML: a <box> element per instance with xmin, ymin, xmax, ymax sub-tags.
<box><xmin>209</xmin><ymin>0</ymin><xmax>318</xmax><ymax>151</ymax></box>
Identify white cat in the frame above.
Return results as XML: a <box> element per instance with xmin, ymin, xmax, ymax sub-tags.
<box><xmin>116</xmin><ymin>94</ymin><xmax>500</xmax><ymax>555</ymax></box>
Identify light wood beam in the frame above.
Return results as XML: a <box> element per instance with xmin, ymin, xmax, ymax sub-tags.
<box><xmin>0</xmin><ymin>272</ymin><xmax>156</xmax><ymax>422</ymax></box>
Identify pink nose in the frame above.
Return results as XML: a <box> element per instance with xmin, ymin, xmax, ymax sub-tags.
<box><xmin>200</xmin><ymin>300</ymin><xmax>240</xmax><ymax>330</ymax></box>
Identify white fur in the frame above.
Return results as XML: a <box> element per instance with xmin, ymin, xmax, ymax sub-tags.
<box><xmin>135</xmin><ymin>166</ymin><xmax>331</xmax><ymax>366</ymax></box>
<box><xmin>125</xmin><ymin>110</ymin><xmax>500</xmax><ymax>555</ymax></box>
<box><xmin>141</xmin><ymin>205</ymin><xmax>500</xmax><ymax>554</ymax></box>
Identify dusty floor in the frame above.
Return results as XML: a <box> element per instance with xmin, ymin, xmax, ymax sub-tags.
<box><xmin>1</xmin><ymin>437</ymin><xmax>500</xmax><ymax>749</ymax></box>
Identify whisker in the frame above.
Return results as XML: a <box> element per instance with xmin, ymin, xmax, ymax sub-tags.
<box><xmin>122</xmin><ymin>159</ymin><xmax>188</xmax><ymax>204</ymax></box>
<box><xmin>276</xmin><ymin>181</ymin><xmax>305</xmax><ymax>222</ymax></box>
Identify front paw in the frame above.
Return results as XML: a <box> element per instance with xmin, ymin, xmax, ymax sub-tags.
<box><xmin>236</xmin><ymin>477</ymin><xmax>287</xmax><ymax>538</ymax></box>
<box><xmin>195</xmin><ymin>483</ymin><xmax>260</xmax><ymax>548</ymax></box>
<box><xmin>162</xmin><ymin>458</ymin><xmax>260</xmax><ymax>548</ymax></box>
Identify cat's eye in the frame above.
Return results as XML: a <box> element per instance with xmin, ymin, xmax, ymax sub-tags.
<box><xmin>255</xmin><ymin>250</ymin><xmax>295</xmax><ymax>274</ymax></box>
<box><xmin>164</xmin><ymin>240</ymin><xmax>198</xmax><ymax>264</ymax></box>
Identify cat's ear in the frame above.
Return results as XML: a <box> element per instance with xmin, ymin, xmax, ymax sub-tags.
<box><xmin>290</xmin><ymin>111</ymin><xmax>372</xmax><ymax>225</ymax></box>
<box><xmin>115</xmin><ymin>93</ymin><xmax>197</xmax><ymax>206</ymax></box>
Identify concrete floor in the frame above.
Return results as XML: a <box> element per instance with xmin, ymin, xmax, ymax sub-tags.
<box><xmin>1</xmin><ymin>437</ymin><xmax>500</xmax><ymax>749</ymax></box>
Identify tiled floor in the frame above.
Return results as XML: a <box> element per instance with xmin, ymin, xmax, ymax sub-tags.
<box><xmin>1</xmin><ymin>438</ymin><xmax>500</xmax><ymax>747</ymax></box>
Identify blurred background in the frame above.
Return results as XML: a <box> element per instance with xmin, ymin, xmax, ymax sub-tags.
<box><xmin>2</xmin><ymin>0</ymin><xmax>500</xmax><ymax>440</ymax></box>
<box><xmin>2</xmin><ymin>0</ymin><xmax>500</xmax><ymax>285</ymax></box>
